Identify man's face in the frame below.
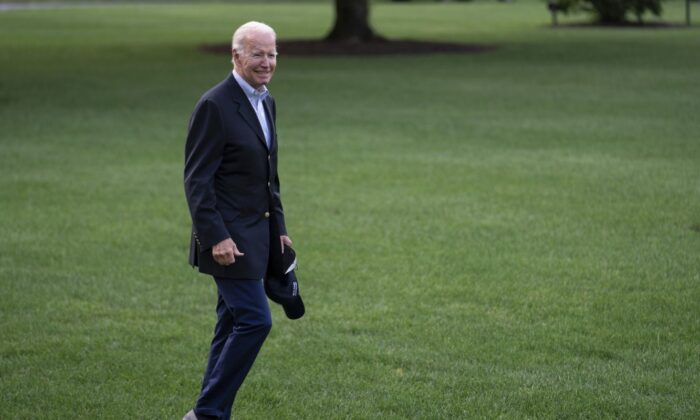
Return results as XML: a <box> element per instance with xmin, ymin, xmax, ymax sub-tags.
<box><xmin>233</xmin><ymin>31</ymin><xmax>277</xmax><ymax>89</ymax></box>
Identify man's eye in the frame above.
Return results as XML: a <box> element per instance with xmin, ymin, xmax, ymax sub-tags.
<box><xmin>252</xmin><ymin>53</ymin><xmax>263</xmax><ymax>59</ymax></box>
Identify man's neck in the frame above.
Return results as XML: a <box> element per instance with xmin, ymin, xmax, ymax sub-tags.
<box><xmin>233</xmin><ymin>70</ymin><xmax>266</xmax><ymax>94</ymax></box>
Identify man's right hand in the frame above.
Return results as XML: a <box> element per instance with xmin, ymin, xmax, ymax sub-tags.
<box><xmin>212</xmin><ymin>238</ymin><xmax>244</xmax><ymax>266</ymax></box>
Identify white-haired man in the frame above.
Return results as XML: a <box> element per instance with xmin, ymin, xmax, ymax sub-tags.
<box><xmin>183</xmin><ymin>21</ymin><xmax>292</xmax><ymax>420</ymax></box>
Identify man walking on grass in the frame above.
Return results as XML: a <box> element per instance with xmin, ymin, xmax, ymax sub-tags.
<box><xmin>183</xmin><ymin>21</ymin><xmax>292</xmax><ymax>420</ymax></box>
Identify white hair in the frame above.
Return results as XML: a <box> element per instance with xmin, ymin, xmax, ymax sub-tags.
<box><xmin>231</xmin><ymin>21</ymin><xmax>276</xmax><ymax>53</ymax></box>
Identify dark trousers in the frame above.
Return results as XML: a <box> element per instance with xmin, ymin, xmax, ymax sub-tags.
<box><xmin>194</xmin><ymin>278</ymin><xmax>272</xmax><ymax>420</ymax></box>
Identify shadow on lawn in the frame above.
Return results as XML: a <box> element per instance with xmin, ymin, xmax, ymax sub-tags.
<box><xmin>200</xmin><ymin>39</ymin><xmax>497</xmax><ymax>57</ymax></box>
<box><xmin>546</xmin><ymin>20</ymin><xmax>691</xmax><ymax>29</ymax></box>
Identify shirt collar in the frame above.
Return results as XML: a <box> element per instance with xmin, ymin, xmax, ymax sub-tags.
<box><xmin>233</xmin><ymin>70</ymin><xmax>269</xmax><ymax>101</ymax></box>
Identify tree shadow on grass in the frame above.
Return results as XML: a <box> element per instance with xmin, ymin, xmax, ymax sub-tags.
<box><xmin>548</xmin><ymin>21</ymin><xmax>690</xmax><ymax>29</ymax></box>
<box><xmin>200</xmin><ymin>39</ymin><xmax>496</xmax><ymax>57</ymax></box>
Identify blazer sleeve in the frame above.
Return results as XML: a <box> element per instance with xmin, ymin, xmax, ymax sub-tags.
<box><xmin>270</xmin><ymin>97</ymin><xmax>287</xmax><ymax>236</ymax></box>
<box><xmin>272</xmin><ymin>171</ymin><xmax>287</xmax><ymax>236</ymax></box>
<box><xmin>184</xmin><ymin>99</ymin><xmax>230</xmax><ymax>250</ymax></box>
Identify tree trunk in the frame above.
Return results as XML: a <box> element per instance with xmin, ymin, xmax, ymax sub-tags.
<box><xmin>325</xmin><ymin>0</ymin><xmax>384</xmax><ymax>43</ymax></box>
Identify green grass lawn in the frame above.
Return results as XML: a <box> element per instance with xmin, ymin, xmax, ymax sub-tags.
<box><xmin>1</xmin><ymin>1</ymin><xmax>699</xmax><ymax>418</ymax></box>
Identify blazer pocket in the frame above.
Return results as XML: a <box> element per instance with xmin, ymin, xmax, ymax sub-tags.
<box><xmin>219</xmin><ymin>208</ymin><xmax>240</xmax><ymax>223</ymax></box>
<box><xmin>220</xmin><ymin>207</ymin><xmax>258</xmax><ymax>223</ymax></box>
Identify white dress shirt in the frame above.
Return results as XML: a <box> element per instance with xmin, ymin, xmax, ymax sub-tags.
<box><xmin>233</xmin><ymin>70</ymin><xmax>272</xmax><ymax>149</ymax></box>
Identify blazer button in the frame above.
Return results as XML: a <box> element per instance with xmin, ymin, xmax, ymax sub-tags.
<box><xmin>264</xmin><ymin>211</ymin><xmax>270</xmax><ymax>218</ymax></box>
<box><xmin>267</xmin><ymin>181</ymin><xmax>271</xmax><ymax>188</ymax></box>
<box><xmin>268</xmin><ymin>155</ymin><xmax>271</xmax><ymax>160</ymax></box>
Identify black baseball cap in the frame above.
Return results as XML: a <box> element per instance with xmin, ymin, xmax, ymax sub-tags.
<box><xmin>265</xmin><ymin>246</ymin><xmax>305</xmax><ymax>320</ymax></box>
<box><xmin>265</xmin><ymin>270</ymin><xmax>305</xmax><ymax>320</ymax></box>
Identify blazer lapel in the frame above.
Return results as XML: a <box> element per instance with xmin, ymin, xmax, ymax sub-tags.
<box><xmin>226</xmin><ymin>74</ymin><xmax>268</xmax><ymax>149</ymax></box>
<box><xmin>263</xmin><ymin>98</ymin><xmax>276</xmax><ymax>152</ymax></box>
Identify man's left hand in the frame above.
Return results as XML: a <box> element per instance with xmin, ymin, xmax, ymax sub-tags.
<box><xmin>280</xmin><ymin>235</ymin><xmax>292</xmax><ymax>253</ymax></box>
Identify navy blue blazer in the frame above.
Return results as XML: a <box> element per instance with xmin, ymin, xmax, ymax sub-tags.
<box><xmin>184</xmin><ymin>73</ymin><xmax>286</xmax><ymax>279</ymax></box>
